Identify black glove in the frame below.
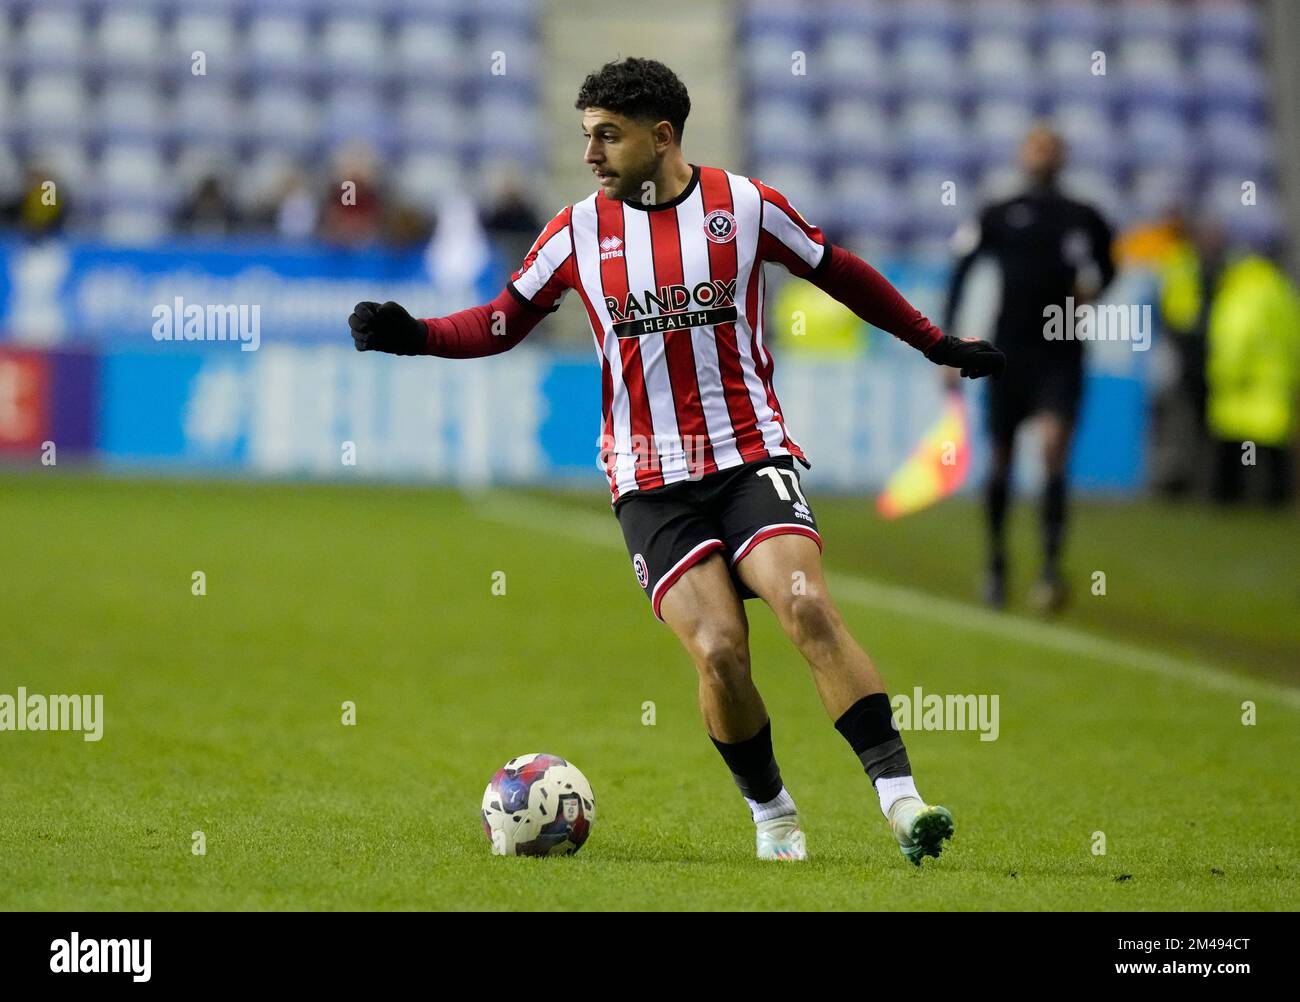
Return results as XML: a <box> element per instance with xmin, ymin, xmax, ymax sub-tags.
<box><xmin>924</xmin><ymin>334</ymin><xmax>1005</xmax><ymax>379</ymax></box>
<box><xmin>349</xmin><ymin>301</ymin><xmax>426</xmax><ymax>355</ymax></box>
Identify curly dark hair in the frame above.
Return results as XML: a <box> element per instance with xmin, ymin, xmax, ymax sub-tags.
<box><xmin>574</xmin><ymin>57</ymin><xmax>691</xmax><ymax>143</ymax></box>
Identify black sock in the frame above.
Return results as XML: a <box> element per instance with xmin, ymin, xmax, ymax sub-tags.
<box><xmin>834</xmin><ymin>693</ymin><xmax>911</xmax><ymax>782</ymax></box>
<box><xmin>1042</xmin><ymin>473</ymin><xmax>1067</xmax><ymax>576</ymax></box>
<box><xmin>710</xmin><ymin>719</ymin><xmax>784</xmax><ymax>803</ymax></box>
<box><xmin>986</xmin><ymin>476</ymin><xmax>1010</xmax><ymax>572</ymax></box>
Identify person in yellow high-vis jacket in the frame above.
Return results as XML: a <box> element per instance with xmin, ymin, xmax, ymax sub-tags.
<box><xmin>1204</xmin><ymin>253</ymin><xmax>1300</xmax><ymax>505</ymax></box>
<box><xmin>1154</xmin><ymin>222</ymin><xmax>1226</xmax><ymax>496</ymax></box>
<box><xmin>771</xmin><ymin>274</ymin><xmax>867</xmax><ymax>358</ymax></box>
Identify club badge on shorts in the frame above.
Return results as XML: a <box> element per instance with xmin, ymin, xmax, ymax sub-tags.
<box><xmin>633</xmin><ymin>552</ymin><xmax>649</xmax><ymax>588</ymax></box>
<box><xmin>703</xmin><ymin>209</ymin><xmax>737</xmax><ymax>244</ymax></box>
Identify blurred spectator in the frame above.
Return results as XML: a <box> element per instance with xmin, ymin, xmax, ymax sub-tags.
<box><xmin>4</xmin><ymin>163</ymin><xmax>67</xmax><ymax>239</ymax></box>
<box><xmin>1203</xmin><ymin>248</ymin><xmax>1300</xmax><ymax>507</ymax></box>
<box><xmin>1154</xmin><ymin>215</ymin><xmax>1226</xmax><ymax>496</ymax></box>
<box><xmin>480</xmin><ymin>170</ymin><xmax>542</xmax><ymax>286</ymax></box>
<box><xmin>272</xmin><ymin>167</ymin><xmax>320</xmax><ymax>240</ymax></box>
<box><xmin>318</xmin><ymin>142</ymin><xmax>387</xmax><ymax>246</ymax></box>
<box><xmin>386</xmin><ymin>202</ymin><xmax>436</xmax><ymax>248</ymax></box>
<box><xmin>315</xmin><ymin>141</ymin><xmax>433</xmax><ymax>248</ymax></box>
<box><xmin>176</xmin><ymin>174</ymin><xmax>240</xmax><ymax>237</ymax></box>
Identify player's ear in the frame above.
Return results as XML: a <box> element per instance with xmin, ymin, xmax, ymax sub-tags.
<box><xmin>654</xmin><ymin>120</ymin><xmax>676</xmax><ymax>152</ymax></box>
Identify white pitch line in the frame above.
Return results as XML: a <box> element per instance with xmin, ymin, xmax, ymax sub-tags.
<box><xmin>474</xmin><ymin>490</ymin><xmax>1300</xmax><ymax>712</ymax></box>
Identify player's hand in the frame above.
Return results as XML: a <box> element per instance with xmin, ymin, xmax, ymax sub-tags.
<box><xmin>349</xmin><ymin>300</ymin><xmax>426</xmax><ymax>355</ymax></box>
<box><xmin>924</xmin><ymin>334</ymin><xmax>1005</xmax><ymax>379</ymax></box>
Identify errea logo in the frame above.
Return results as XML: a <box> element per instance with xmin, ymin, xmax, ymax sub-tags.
<box><xmin>50</xmin><ymin>932</ymin><xmax>151</xmax><ymax>982</ymax></box>
<box><xmin>599</xmin><ymin>235</ymin><xmax>624</xmax><ymax>260</ymax></box>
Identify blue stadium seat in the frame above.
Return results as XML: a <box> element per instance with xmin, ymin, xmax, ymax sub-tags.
<box><xmin>1115</xmin><ymin>0</ymin><xmax>1185</xmax><ymax>43</ymax></box>
<box><xmin>1040</xmin><ymin>0</ymin><xmax>1113</xmax><ymax>43</ymax></box>
<box><xmin>813</xmin><ymin>0</ymin><xmax>891</xmax><ymax>36</ymax></box>
<box><xmin>1117</xmin><ymin>38</ymin><xmax>1189</xmax><ymax>111</ymax></box>
<box><xmin>471</xmin><ymin>94</ymin><xmax>540</xmax><ymax>164</ymax></box>
<box><xmin>970</xmin><ymin>98</ymin><xmax>1036</xmax><ymax>167</ymax></box>
<box><xmin>1129</xmin><ymin>166</ymin><xmax>1194</xmax><ymax>220</ymax></box>
<box><xmin>462</xmin><ymin>31</ymin><xmax>539</xmax><ymax>96</ymax></box>
<box><xmin>826</xmin><ymin>166</ymin><xmax>903</xmax><ymax>235</ymax></box>
<box><xmin>818</xmin><ymin>32</ymin><xmax>892</xmax><ymax>101</ymax></box>
<box><xmin>321</xmin><ymin>17</ymin><xmax>389</xmax><ymax>83</ymax></box>
<box><xmin>394</xmin><ymin>151</ymin><xmax>466</xmax><ymax>213</ymax></box>
<box><xmin>969</xmin><ymin>0</ymin><xmax>1039</xmax><ymax>38</ymax></box>
<box><xmin>323</xmin><ymin>84</ymin><xmax>391</xmax><ymax>149</ymax></box>
<box><xmin>173</xmin><ymin>82</ymin><xmax>242</xmax><ymax>146</ymax></box>
<box><xmin>904</xmin><ymin>169</ymin><xmax>972</xmax><ymax>240</ymax></box>
<box><xmin>466</xmin><ymin>0</ymin><xmax>538</xmax><ymax>26</ymax></box>
<box><xmin>894</xmin><ymin>35</ymin><xmax>963</xmax><ymax>100</ymax></box>
<box><xmin>94</xmin><ymin>9</ymin><xmax>165</xmax><ymax>78</ymax></box>
<box><xmin>893</xmin><ymin>0</ymin><xmax>968</xmax><ymax>47</ymax></box>
<box><xmin>396</xmin><ymin>92</ymin><xmax>466</xmax><ymax>157</ymax></box>
<box><xmin>97</xmin><ymin>142</ymin><xmax>174</xmax><ymax>211</ymax></box>
<box><xmin>390</xmin><ymin>0</ymin><xmax>466</xmax><ymax>22</ymax></box>
<box><xmin>966</xmin><ymin>32</ymin><xmax>1038</xmax><ymax>102</ymax></box>
<box><xmin>1200</xmin><ymin>112</ymin><xmax>1275</xmax><ymax>175</ymax></box>
<box><xmin>824</xmin><ymin>98</ymin><xmax>894</xmax><ymax>170</ymax></box>
<box><xmin>15</xmin><ymin>6</ymin><xmax>87</xmax><ymax>72</ymax></box>
<box><xmin>1125</xmin><ymin>107</ymin><xmax>1194</xmax><ymax>170</ymax></box>
<box><xmin>1051</xmin><ymin>100</ymin><xmax>1124</xmax><ymax>172</ymax></box>
<box><xmin>743</xmin><ymin>33</ymin><xmax>819</xmax><ymax>99</ymax></box>
<box><xmin>246</xmin><ymin>86</ymin><xmax>321</xmax><ymax>155</ymax></box>
<box><xmin>394</xmin><ymin>20</ymin><xmax>466</xmax><ymax>87</ymax></box>
<box><xmin>1193</xmin><ymin>43</ymin><xmax>1269</xmax><ymax>117</ymax></box>
<box><xmin>744</xmin><ymin>0</ymin><xmax>821</xmax><ymax>40</ymax></box>
<box><xmin>94</xmin><ymin>83</ymin><xmax>171</xmax><ymax>144</ymax></box>
<box><xmin>18</xmin><ymin>73</ymin><xmax>90</xmax><ymax>143</ymax></box>
<box><xmin>1040</xmin><ymin>38</ymin><xmax>1111</xmax><ymax>106</ymax></box>
<box><xmin>748</xmin><ymin>98</ymin><xmax>820</xmax><ymax>168</ymax></box>
<box><xmin>247</xmin><ymin>14</ymin><xmax>315</xmax><ymax>83</ymax></box>
<box><xmin>898</xmin><ymin>99</ymin><xmax>975</xmax><ymax>172</ymax></box>
<box><xmin>1190</xmin><ymin>0</ymin><xmax>1258</xmax><ymax>51</ymax></box>
<box><xmin>169</xmin><ymin>10</ymin><xmax>241</xmax><ymax>80</ymax></box>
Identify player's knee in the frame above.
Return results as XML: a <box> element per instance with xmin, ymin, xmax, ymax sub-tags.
<box><xmin>784</xmin><ymin>591</ymin><xmax>838</xmax><ymax>650</ymax></box>
<box><xmin>692</xmin><ymin>627</ymin><xmax>751</xmax><ymax>689</ymax></box>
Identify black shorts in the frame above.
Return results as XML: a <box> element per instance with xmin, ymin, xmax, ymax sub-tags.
<box><xmin>613</xmin><ymin>455</ymin><xmax>822</xmax><ymax>622</ymax></box>
<box><xmin>987</xmin><ymin>357</ymin><xmax>1084</xmax><ymax>444</ymax></box>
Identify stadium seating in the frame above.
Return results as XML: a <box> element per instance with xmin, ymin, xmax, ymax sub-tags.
<box><xmin>739</xmin><ymin>0</ymin><xmax>1277</xmax><ymax>258</ymax></box>
<box><xmin>0</xmin><ymin>0</ymin><xmax>545</xmax><ymax>236</ymax></box>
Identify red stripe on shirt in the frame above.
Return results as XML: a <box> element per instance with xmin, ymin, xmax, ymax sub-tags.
<box><xmin>596</xmin><ymin>193</ymin><xmax>663</xmax><ymax>491</ymax></box>
<box><xmin>701</xmin><ymin>168</ymin><xmax>770</xmax><ymax>465</ymax></box>
<box><xmin>647</xmin><ymin>205</ymin><xmax>718</xmax><ymax>479</ymax></box>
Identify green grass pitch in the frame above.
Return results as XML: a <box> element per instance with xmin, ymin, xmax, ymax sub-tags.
<box><xmin>1</xmin><ymin>470</ymin><xmax>1296</xmax><ymax>910</ymax></box>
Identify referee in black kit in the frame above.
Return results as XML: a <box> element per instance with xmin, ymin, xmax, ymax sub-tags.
<box><xmin>944</xmin><ymin>126</ymin><xmax>1116</xmax><ymax>612</ymax></box>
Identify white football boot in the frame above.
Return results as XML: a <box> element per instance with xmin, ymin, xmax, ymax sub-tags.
<box><xmin>755</xmin><ymin>815</ymin><xmax>807</xmax><ymax>860</ymax></box>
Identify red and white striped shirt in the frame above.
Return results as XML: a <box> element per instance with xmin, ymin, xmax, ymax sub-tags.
<box><xmin>509</xmin><ymin>163</ymin><xmax>831</xmax><ymax>504</ymax></box>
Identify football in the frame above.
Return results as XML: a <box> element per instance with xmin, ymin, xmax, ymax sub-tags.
<box><xmin>480</xmin><ymin>753</ymin><xmax>596</xmax><ymax>857</ymax></box>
